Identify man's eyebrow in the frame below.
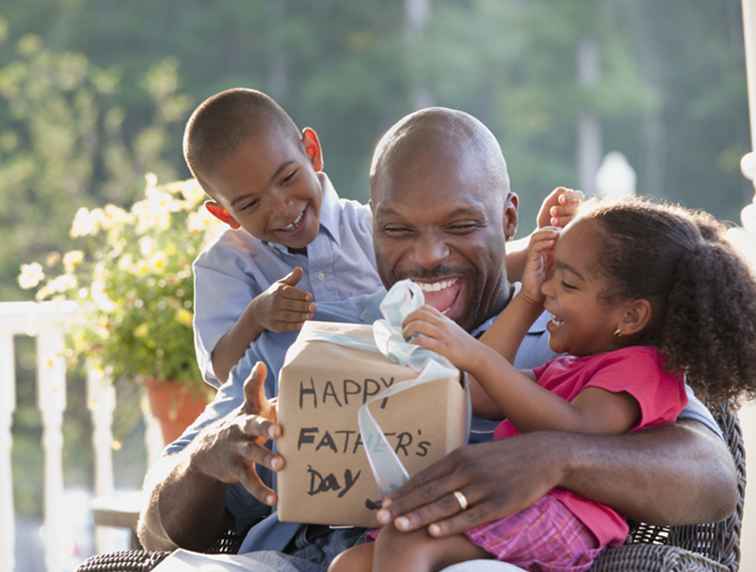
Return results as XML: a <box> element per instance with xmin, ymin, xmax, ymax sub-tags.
<box><xmin>230</xmin><ymin>161</ymin><xmax>296</xmax><ymax>208</ymax></box>
<box><xmin>375</xmin><ymin>204</ymin><xmax>485</xmax><ymax>219</ymax></box>
<box><xmin>555</xmin><ymin>260</ymin><xmax>585</xmax><ymax>281</ymax></box>
<box><xmin>374</xmin><ymin>204</ymin><xmax>402</xmax><ymax>219</ymax></box>
<box><xmin>446</xmin><ymin>207</ymin><xmax>486</xmax><ymax>219</ymax></box>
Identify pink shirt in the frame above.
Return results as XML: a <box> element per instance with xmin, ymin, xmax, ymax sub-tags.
<box><xmin>494</xmin><ymin>346</ymin><xmax>687</xmax><ymax>548</ymax></box>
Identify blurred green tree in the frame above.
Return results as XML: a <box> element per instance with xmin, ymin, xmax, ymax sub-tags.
<box><xmin>0</xmin><ymin>28</ymin><xmax>190</xmax><ymax>299</ymax></box>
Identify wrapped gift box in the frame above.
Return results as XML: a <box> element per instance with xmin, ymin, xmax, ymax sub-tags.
<box><xmin>276</xmin><ymin>320</ymin><xmax>466</xmax><ymax>527</ymax></box>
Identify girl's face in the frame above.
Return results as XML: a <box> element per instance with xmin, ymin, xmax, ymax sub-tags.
<box><xmin>541</xmin><ymin>218</ymin><xmax>627</xmax><ymax>356</ymax></box>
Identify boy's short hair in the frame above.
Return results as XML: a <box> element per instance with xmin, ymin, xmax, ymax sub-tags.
<box><xmin>183</xmin><ymin>88</ymin><xmax>301</xmax><ymax>191</ymax></box>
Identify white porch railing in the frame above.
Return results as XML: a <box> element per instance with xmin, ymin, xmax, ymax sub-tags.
<box><xmin>0</xmin><ymin>301</ymin><xmax>162</xmax><ymax>572</ymax></box>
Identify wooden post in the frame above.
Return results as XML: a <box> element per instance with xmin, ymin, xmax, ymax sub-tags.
<box><xmin>0</xmin><ymin>333</ymin><xmax>16</xmax><ymax>572</ymax></box>
<box><xmin>37</xmin><ymin>327</ymin><xmax>67</xmax><ymax>572</ymax></box>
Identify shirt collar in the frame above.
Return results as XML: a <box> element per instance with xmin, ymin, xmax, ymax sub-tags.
<box><xmin>316</xmin><ymin>172</ymin><xmax>341</xmax><ymax>246</ymax></box>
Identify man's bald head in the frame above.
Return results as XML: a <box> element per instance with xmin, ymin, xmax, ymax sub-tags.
<box><xmin>183</xmin><ymin>88</ymin><xmax>302</xmax><ymax>193</ymax></box>
<box><xmin>369</xmin><ymin>107</ymin><xmax>511</xmax><ymax>206</ymax></box>
<box><xmin>368</xmin><ymin>107</ymin><xmax>518</xmax><ymax>331</ymax></box>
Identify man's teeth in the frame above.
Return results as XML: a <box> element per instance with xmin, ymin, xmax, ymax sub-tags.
<box><xmin>552</xmin><ymin>318</ymin><xmax>564</xmax><ymax>326</ymax></box>
<box><xmin>416</xmin><ymin>279</ymin><xmax>457</xmax><ymax>292</ymax></box>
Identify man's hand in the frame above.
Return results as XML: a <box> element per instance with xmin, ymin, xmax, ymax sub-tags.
<box><xmin>536</xmin><ymin>187</ymin><xmax>583</xmax><ymax>229</ymax></box>
<box><xmin>189</xmin><ymin>362</ymin><xmax>285</xmax><ymax>505</ymax></box>
<box><xmin>376</xmin><ymin>434</ymin><xmax>565</xmax><ymax>537</ymax></box>
<box><xmin>402</xmin><ymin>305</ymin><xmax>484</xmax><ymax>371</ymax></box>
<box><xmin>252</xmin><ymin>267</ymin><xmax>315</xmax><ymax>333</ymax></box>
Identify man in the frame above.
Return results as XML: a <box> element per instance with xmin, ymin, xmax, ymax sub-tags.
<box><xmin>137</xmin><ymin>108</ymin><xmax>736</xmax><ymax>572</ymax></box>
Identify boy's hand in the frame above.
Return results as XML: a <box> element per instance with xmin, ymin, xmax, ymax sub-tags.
<box><xmin>253</xmin><ymin>267</ymin><xmax>315</xmax><ymax>332</ymax></box>
<box><xmin>521</xmin><ymin>228</ymin><xmax>559</xmax><ymax>304</ymax></box>
<box><xmin>536</xmin><ymin>187</ymin><xmax>583</xmax><ymax>228</ymax></box>
<box><xmin>402</xmin><ymin>305</ymin><xmax>482</xmax><ymax>371</ymax></box>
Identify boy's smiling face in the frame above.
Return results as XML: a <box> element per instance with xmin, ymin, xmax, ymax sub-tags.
<box><xmin>202</xmin><ymin>126</ymin><xmax>324</xmax><ymax>250</ymax></box>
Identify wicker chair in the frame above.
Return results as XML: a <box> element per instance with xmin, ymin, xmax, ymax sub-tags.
<box><xmin>77</xmin><ymin>406</ymin><xmax>746</xmax><ymax>572</ymax></box>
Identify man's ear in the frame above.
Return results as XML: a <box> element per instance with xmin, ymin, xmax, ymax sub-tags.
<box><xmin>620</xmin><ymin>299</ymin><xmax>652</xmax><ymax>337</ymax></box>
<box><xmin>503</xmin><ymin>192</ymin><xmax>519</xmax><ymax>240</ymax></box>
<box><xmin>302</xmin><ymin>127</ymin><xmax>324</xmax><ymax>172</ymax></box>
<box><xmin>204</xmin><ymin>201</ymin><xmax>241</xmax><ymax>229</ymax></box>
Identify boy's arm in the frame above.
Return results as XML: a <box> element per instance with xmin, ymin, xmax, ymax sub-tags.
<box><xmin>211</xmin><ymin>299</ymin><xmax>267</xmax><ymax>384</ymax></box>
<box><xmin>209</xmin><ymin>267</ymin><xmax>314</xmax><ymax>384</ymax></box>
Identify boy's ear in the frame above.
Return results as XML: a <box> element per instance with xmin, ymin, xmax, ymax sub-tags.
<box><xmin>302</xmin><ymin>127</ymin><xmax>324</xmax><ymax>172</ymax></box>
<box><xmin>205</xmin><ymin>200</ymin><xmax>241</xmax><ymax>229</ymax></box>
<box><xmin>620</xmin><ymin>299</ymin><xmax>652</xmax><ymax>337</ymax></box>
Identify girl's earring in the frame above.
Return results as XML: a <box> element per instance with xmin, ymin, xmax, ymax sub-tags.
<box><xmin>613</xmin><ymin>328</ymin><xmax>623</xmax><ymax>337</ymax></box>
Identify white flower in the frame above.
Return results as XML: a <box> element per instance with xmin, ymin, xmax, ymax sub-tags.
<box><xmin>91</xmin><ymin>279</ymin><xmax>115</xmax><ymax>312</ymax></box>
<box><xmin>35</xmin><ymin>285</ymin><xmax>52</xmax><ymax>301</ymax></box>
<box><xmin>62</xmin><ymin>250</ymin><xmax>84</xmax><ymax>274</ymax></box>
<box><xmin>47</xmin><ymin>274</ymin><xmax>77</xmax><ymax>294</ymax></box>
<box><xmin>188</xmin><ymin>209</ymin><xmax>225</xmax><ymax>246</ymax></box>
<box><xmin>131</xmin><ymin>198</ymin><xmax>171</xmax><ymax>234</ymax></box>
<box><xmin>139</xmin><ymin>236</ymin><xmax>156</xmax><ymax>257</ymax></box>
<box><xmin>70</xmin><ymin>207</ymin><xmax>99</xmax><ymax>237</ymax></box>
<box><xmin>117</xmin><ymin>254</ymin><xmax>135</xmax><ymax>272</ymax></box>
<box><xmin>179</xmin><ymin>179</ymin><xmax>206</xmax><ymax>208</ymax></box>
<box><xmin>149</xmin><ymin>251</ymin><xmax>167</xmax><ymax>272</ymax></box>
<box><xmin>18</xmin><ymin>262</ymin><xmax>45</xmax><ymax>289</ymax></box>
<box><xmin>101</xmin><ymin>205</ymin><xmax>132</xmax><ymax>230</ymax></box>
<box><xmin>187</xmin><ymin>209</ymin><xmax>211</xmax><ymax>233</ymax></box>
<box><xmin>145</xmin><ymin>172</ymin><xmax>159</xmax><ymax>189</ymax></box>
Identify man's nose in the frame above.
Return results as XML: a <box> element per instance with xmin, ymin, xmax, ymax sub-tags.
<box><xmin>412</xmin><ymin>234</ymin><xmax>450</xmax><ymax>269</ymax></box>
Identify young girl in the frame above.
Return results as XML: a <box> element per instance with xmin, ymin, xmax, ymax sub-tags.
<box><xmin>329</xmin><ymin>198</ymin><xmax>756</xmax><ymax>572</ymax></box>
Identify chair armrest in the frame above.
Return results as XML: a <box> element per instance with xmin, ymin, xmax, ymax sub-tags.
<box><xmin>591</xmin><ymin>543</ymin><xmax>728</xmax><ymax>572</ymax></box>
<box><xmin>77</xmin><ymin>550</ymin><xmax>171</xmax><ymax>572</ymax></box>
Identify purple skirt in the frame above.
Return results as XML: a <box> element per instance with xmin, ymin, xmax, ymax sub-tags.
<box><xmin>465</xmin><ymin>494</ymin><xmax>603</xmax><ymax>572</ymax></box>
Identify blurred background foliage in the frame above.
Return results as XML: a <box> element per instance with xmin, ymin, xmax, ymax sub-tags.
<box><xmin>1</xmin><ymin>0</ymin><xmax>750</xmax><ymax>516</ymax></box>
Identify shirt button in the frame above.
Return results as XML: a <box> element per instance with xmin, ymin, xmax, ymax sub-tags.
<box><xmin>318</xmin><ymin>272</ymin><xmax>326</xmax><ymax>281</ymax></box>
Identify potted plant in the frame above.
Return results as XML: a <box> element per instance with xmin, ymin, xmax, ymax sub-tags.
<box><xmin>18</xmin><ymin>174</ymin><xmax>224</xmax><ymax>443</ymax></box>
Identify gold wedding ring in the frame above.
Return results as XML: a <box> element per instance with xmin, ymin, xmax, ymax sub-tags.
<box><xmin>453</xmin><ymin>490</ymin><xmax>469</xmax><ymax>511</ymax></box>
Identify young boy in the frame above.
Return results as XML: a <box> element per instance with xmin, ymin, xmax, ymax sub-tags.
<box><xmin>184</xmin><ymin>88</ymin><xmax>580</xmax><ymax>387</ymax></box>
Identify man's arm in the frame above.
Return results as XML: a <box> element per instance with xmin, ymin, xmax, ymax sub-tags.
<box><xmin>377</xmin><ymin>420</ymin><xmax>737</xmax><ymax>536</ymax></box>
<box><xmin>139</xmin><ymin>450</ymin><xmax>231</xmax><ymax>551</ymax></box>
<box><xmin>137</xmin><ymin>363</ymin><xmax>284</xmax><ymax>550</ymax></box>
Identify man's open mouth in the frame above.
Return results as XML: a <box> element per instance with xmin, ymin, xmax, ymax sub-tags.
<box><xmin>415</xmin><ymin>278</ymin><xmax>463</xmax><ymax>315</ymax></box>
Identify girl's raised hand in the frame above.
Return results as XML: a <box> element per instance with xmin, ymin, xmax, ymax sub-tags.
<box><xmin>402</xmin><ymin>305</ymin><xmax>481</xmax><ymax>371</ymax></box>
<box><xmin>521</xmin><ymin>228</ymin><xmax>559</xmax><ymax>305</ymax></box>
<box><xmin>536</xmin><ymin>187</ymin><xmax>584</xmax><ymax>229</ymax></box>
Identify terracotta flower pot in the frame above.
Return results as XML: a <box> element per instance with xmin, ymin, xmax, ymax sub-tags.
<box><xmin>143</xmin><ymin>378</ymin><xmax>208</xmax><ymax>444</ymax></box>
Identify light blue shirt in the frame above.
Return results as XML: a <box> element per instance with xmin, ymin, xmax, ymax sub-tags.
<box><xmin>193</xmin><ymin>173</ymin><xmax>382</xmax><ymax>387</ymax></box>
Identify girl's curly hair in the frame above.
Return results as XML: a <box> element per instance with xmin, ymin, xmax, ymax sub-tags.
<box><xmin>585</xmin><ymin>197</ymin><xmax>756</xmax><ymax>406</ymax></box>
